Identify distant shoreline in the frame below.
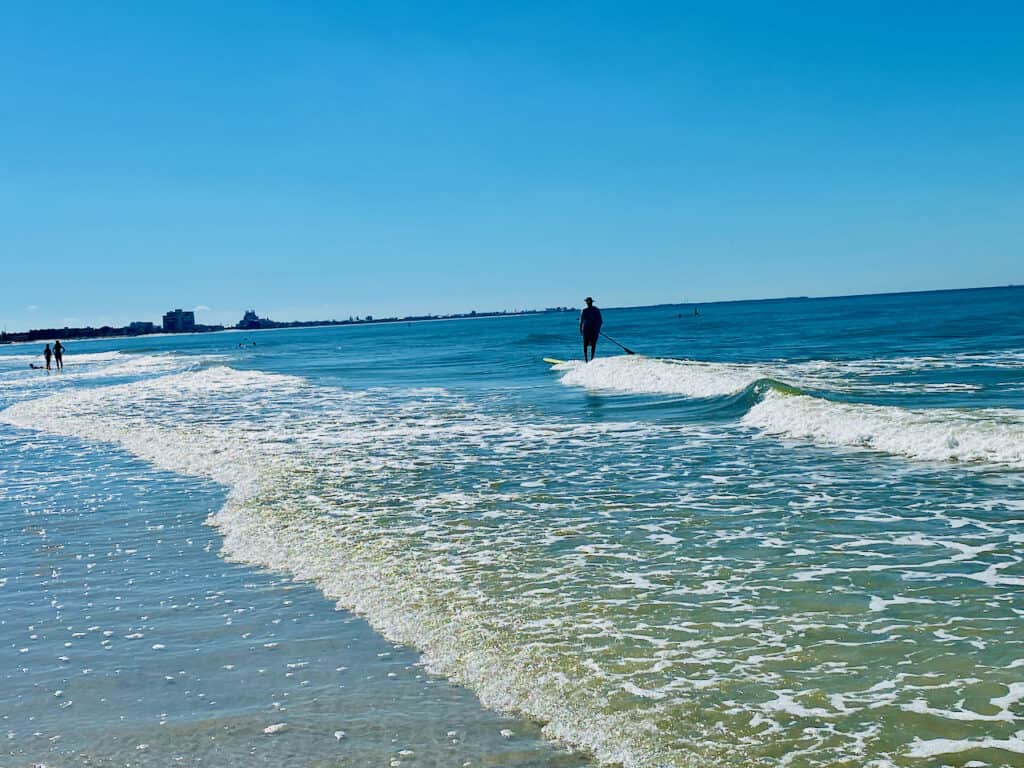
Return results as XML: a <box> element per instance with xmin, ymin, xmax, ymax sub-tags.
<box><xmin>0</xmin><ymin>307</ymin><xmax>575</xmax><ymax>345</ymax></box>
<box><xmin>2</xmin><ymin>283</ymin><xmax>1018</xmax><ymax>344</ymax></box>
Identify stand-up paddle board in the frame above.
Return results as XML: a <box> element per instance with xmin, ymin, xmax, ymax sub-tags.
<box><xmin>543</xmin><ymin>357</ymin><xmax>566</xmax><ymax>365</ymax></box>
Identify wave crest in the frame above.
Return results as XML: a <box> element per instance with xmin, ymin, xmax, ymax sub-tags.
<box><xmin>555</xmin><ymin>357</ymin><xmax>761</xmax><ymax>398</ymax></box>
<box><xmin>554</xmin><ymin>356</ymin><xmax>1024</xmax><ymax>469</ymax></box>
<box><xmin>744</xmin><ymin>390</ymin><xmax>1024</xmax><ymax>469</ymax></box>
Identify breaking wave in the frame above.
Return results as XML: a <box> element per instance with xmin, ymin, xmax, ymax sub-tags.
<box><xmin>4</xmin><ymin>353</ymin><xmax>1024</xmax><ymax>766</ymax></box>
<box><xmin>553</xmin><ymin>357</ymin><xmax>760</xmax><ymax>398</ymax></box>
<box><xmin>744</xmin><ymin>390</ymin><xmax>1024</xmax><ymax>468</ymax></box>
<box><xmin>554</xmin><ymin>356</ymin><xmax>1024</xmax><ymax>469</ymax></box>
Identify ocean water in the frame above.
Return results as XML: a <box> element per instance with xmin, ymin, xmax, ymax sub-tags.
<box><xmin>2</xmin><ymin>286</ymin><xmax>1023</xmax><ymax>767</ymax></box>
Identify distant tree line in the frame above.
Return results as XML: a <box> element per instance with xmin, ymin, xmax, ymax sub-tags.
<box><xmin>2</xmin><ymin>306</ymin><xmax>576</xmax><ymax>344</ymax></box>
<box><xmin>1</xmin><ymin>323</ymin><xmax>224</xmax><ymax>344</ymax></box>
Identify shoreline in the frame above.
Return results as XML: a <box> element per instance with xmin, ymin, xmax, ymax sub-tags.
<box><xmin>3</xmin><ymin>290</ymin><xmax>1022</xmax><ymax>767</ymax></box>
<box><xmin>0</xmin><ymin>422</ymin><xmax>590</xmax><ymax>768</ymax></box>
<box><xmin>0</xmin><ymin>309</ymin><xmax>575</xmax><ymax>346</ymax></box>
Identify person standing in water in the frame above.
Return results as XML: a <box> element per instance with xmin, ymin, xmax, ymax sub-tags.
<box><xmin>53</xmin><ymin>340</ymin><xmax>64</xmax><ymax>370</ymax></box>
<box><xmin>579</xmin><ymin>297</ymin><xmax>603</xmax><ymax>362</ymax></box>
<box><xmin>43</xmin><ymin>343</ymin><xmax>52</xmax><ymax>371</ymax></box>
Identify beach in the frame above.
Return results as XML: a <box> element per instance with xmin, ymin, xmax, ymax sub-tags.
<box><xmin>2</xmin><ymin>286</ymin><xmax>1024</xmax><ymax>767</ymax></box>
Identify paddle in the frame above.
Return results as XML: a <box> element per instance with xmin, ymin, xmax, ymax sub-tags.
<box><xmin>600</xmin><ymin>332</ymin><xmax>636</xmax><ymax>355</ymax></box>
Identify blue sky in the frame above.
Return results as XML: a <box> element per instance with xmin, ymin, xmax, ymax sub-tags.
<box><xmin>2</xmin><ymin>1</ymin><xmax>1021</xmax><ymax>330</ymax></box>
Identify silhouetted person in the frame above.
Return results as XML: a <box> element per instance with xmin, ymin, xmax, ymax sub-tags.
<box><xmin>53</xmin><ymin>340</ymin><xmax>64</xmax><ymax>370</ymax></box>
<box><xmin>579</xmin><ymin>297</ymin><xmax>603</xmax><ymax>362</ymax></box>
<box><xmin>43</xmin><ymin>343</ymin><xmax>52</xmax><ymax>371</ymax></box>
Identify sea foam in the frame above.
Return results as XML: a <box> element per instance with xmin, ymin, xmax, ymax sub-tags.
<box><xmin>4</xmin><ymin>359</ymin><xmax>1024</xmax><ymax>767</ymax></box>
<box><xmin>744</xmin><ymin>390</ymin><xmax>1024</xmax><ymax>469</ymax></box>
<box><xmin>554</xmin><ymin>356</ymin><xmax>758</xmax><ymax>398</ymax></box>
<box><xmin>555</xmin><ymin>356</ymin><xmax>1024</xmax><ymax>469</ymax></box>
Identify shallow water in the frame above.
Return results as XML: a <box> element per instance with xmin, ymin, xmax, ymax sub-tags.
<box><xmin>0</xmin><ymin>428</ymin><xmax>588</xmax><ymax>767</ymax></box>
<box><xmin>2</xmin><ymin>286</ymin><xmax>1023</xmax><ymax>767</ymax></box>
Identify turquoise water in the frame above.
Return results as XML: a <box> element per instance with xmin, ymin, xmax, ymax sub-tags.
<box><xmin>2</xmin><ymin>286</ymin><xmax>1023</xmax><ymax>767</ymax></box>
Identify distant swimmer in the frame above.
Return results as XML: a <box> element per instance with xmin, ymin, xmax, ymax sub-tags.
<box><xmin>53</xmin><ymin>340</ymin><xmax>64</xmax><ymax>370</ymax></box>
<box><xmin>43</xmin><ymin>343</ymin><xmax>52</xmax><ymax>371</ymax></box>
<box><xmin>579</xmin><ymin>296</ymin><xmax>603</xmax><ymax>362</ymax></box>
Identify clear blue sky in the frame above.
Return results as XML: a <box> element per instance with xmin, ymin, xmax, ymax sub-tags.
<box><xmin>2</xmin><ymin>1</ymin><xmax>1021</xmax><ymax>331</ymax></box>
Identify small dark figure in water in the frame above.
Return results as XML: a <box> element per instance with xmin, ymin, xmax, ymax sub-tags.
<box><xmin>694</xmin><ymin>307</ymin><xmax>699</xmax><ymax>316</ymax></box>
<box><xmin>53</xmin><ymin>340</ymin><xmax>64</xmax><ymax>370</ymax></box>
<box><xmin>43</xmin><ymin>343</ymin><xmax>52</xmax><ymax>370</ymax></box>
<box><xmin>579</xmin><ymin>297</ymin><xmax>603</xmax><ymax>362</ymax></box>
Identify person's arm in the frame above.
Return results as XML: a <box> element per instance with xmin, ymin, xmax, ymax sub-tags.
<box><xmin>579</xmin><ymin>310</ymin><xmax>585</xmax><ymax>334</ymax></box>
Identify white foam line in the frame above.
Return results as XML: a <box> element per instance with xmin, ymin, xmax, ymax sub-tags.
<box><xmin>555</xmin><ymin>357</ymin><xmax>1024</xmax><ymax>469</ymax></box>
<box><xmin>5</xmin><ymin>363</ymin><xmax>1023</xmax><ymax>767</ymax></box>
<box><xmin>0</xmin><ymin>369</ymin><xmax>678</xmax><ymax>768</ymax></box>
<box><xmin>908</xmin><ymin>732</ymin><xmax>1024</xmax><ymax>758</ymax></box>
<box><xmin>991</xmin><ymin>682</ymin><xmax>1024</xmax><ymax>711</ymax></box>
<box><xmin>743</xmin><ymin>391</ymin><xmax>1024</xmax><ymax>469</ymax></box>
<box><xmin>556</xmin><ymin>356</ymin><xmax>758</xmax><ymax>398</ymax></box>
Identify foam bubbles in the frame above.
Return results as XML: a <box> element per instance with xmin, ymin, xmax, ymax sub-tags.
<box><xmin>4</xmin><ymin>361</ymin><xmax>1024</xmax><ymax>767</ymax></box>
<box><xmin>744</xmin><ymin>390</ymin><xmax>1024</xmax><ymax>469</ymax></box>
<box><xmin>908</xmin><ymin>732</ymin><xmax>1024</xmax><ymax>758</ymax></box>
<box><xmin>554</xmin><ymin>355</ymin><xmax>1024</xmax><ymax>470</ymax></box>
<box><xmin>555</xmin><ymin>357</ymin><xmax>757</xmax><ymax>398</ymax></box>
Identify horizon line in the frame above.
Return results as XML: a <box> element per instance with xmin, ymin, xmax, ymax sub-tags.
<box><xmin>1</xmin><ymin>281</ymin><xmax>1020</xmax><ymax>338</ymax></box>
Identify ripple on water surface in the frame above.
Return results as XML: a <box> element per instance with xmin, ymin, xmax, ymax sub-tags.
<box><xmin>0</xmin><ymin>428</ymin><xmax>588</xmax><ymax>767</ymax></box>
<box><xmin>4</xmin><ymin>366</ymin><xmax>1024</xmax><ymax>767</ymax></box>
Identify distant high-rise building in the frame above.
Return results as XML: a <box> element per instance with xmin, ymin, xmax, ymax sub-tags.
<box><xmin>162</xmin><ymin>309</ymin><xmax>196</xmax><ymax>332</ymax></box>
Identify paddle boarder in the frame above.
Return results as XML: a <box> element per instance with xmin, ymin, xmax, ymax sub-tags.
<box><xmin>580</xmin><ymin>297</ymin><xmax>603</xmax><ymax>362</ymax></box>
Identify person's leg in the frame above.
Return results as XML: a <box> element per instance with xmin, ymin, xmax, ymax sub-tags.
<box><xmin>582</xmin><ymin>337</ymin><xmax>589</xmax><ymax>362</ymax></box>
